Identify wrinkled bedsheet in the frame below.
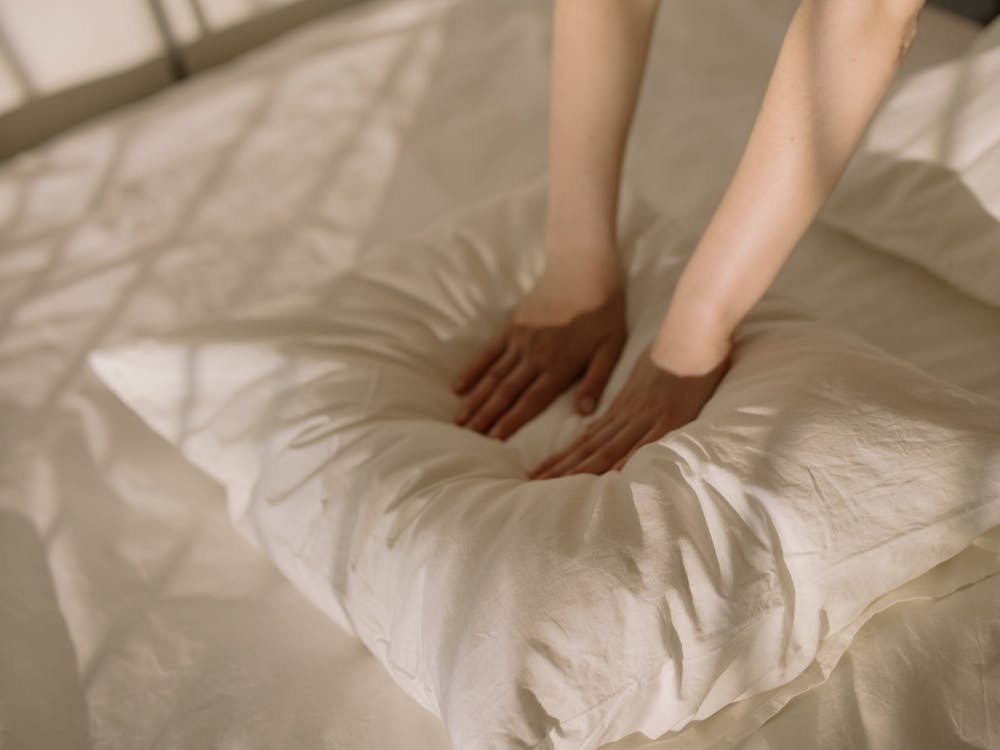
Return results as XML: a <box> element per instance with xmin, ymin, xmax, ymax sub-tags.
<box><xmin>1</xmin><ymin>0</ymin><xmax>998</xmax><ymax>748</ymax></box>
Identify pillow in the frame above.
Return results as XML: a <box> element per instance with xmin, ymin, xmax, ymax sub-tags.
<box><xmin>822</xmin><ymin>17</ymin><xmax>1000</xmax><ymax>308</ymax></box>
<box><xmin>88</xmin><ymin>177</ymin><xmax>1000</xmax><ymax>750</ymax></box>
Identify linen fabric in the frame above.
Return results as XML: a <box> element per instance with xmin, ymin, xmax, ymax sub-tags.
<box><xmin>823</xmin><ymin>17</ymin><xmax>1000</xmax><ymax>308</ymax></box>
<box><xmin>89</xmin><ymin>178</ymin><xmax>1000</xmax><ymax>749</ymax></box>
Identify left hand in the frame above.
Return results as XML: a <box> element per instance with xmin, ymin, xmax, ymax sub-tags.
<box><xmin>527</xmin><ymin>341</ymin><xmax>731</xmax><ymax>479</ymax></box>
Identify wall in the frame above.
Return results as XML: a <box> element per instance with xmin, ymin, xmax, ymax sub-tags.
<box><xmin>0</xmin><ymin>0</ymin><xmax>367</xmax><ymax>160</ymax></box>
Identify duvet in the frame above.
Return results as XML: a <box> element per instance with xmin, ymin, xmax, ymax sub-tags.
<box><xmin>89</xmin><ymin>178</ymin><xmax>1000</xmax><ymax>749</ymax></box>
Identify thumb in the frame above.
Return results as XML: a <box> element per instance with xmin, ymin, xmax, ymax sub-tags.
<box><xmin>575</xmin><ymin>339</ymin><xmax>623</xmax><ymax>415</ymax></box>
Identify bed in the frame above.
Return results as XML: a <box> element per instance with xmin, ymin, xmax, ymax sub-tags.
<box><xmin>1</xmin><ymin>0</ymin><xmax>997</xmax><ymax>748</ymax></box>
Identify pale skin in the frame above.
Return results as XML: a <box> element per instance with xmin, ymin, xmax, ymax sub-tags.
<box><xmin>454</xmin><ymin>0</ymin><xmax>925</xmax><ymax>477</ymax></box>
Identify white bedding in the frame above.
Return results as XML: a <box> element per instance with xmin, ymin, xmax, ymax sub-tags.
<box><xmin>823</xmin><ymin>17</ymin><xmax>1000</xmax><ymax>310</ymax></box>
<box><xmin>1</xmin><ymin>0</ymin><xmax>998</xmax><ymax>748</ymax></box>
<box><xmin>86</xmin><ymin>178</ymin><xmax>1000</xmax><ymax>748</ymax></box>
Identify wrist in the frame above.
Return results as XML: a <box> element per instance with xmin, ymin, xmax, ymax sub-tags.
<box><xmin>515</xmin><ymin>257</ymin><xmax>625</xmax><ymax>327</ymax></box>
<box><xmin>541</xmin><ymin>235</ymin><xmax>623</xmax><ymax>298</ymax></box>
<box><xmin>650</xmin><ymin>302</ymin><xmax>732</xmax><ymax>375</ymax></box>
<box><xmin>544</xmin><ymin>216</ymin><xmax>618</xmax><ymax>263</ymax></box>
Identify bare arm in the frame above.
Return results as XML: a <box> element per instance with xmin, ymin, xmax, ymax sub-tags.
<box><xmin>652</xmin><ymin>0</ymin><xmax>925</xmax><ymax>374</ymax></box>
<box><xmin>544</xmin><ymin>0</ymin><xmax>661</xmax><ymax>291</ymax></box>
<box><xmin>453</xmin><ymin>0</ymin><xmax>660</xmax><ymax>436</ymax></box>
<box><xmin>533</xmin><ymin>0</ymin><xmax>927</xmax><ymax>478</ymax></box>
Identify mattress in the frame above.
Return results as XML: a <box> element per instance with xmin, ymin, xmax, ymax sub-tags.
<box><xmin>0</xmin><ymin>0</ymin><xmax>996</xmax><ymax>748</ymax></box>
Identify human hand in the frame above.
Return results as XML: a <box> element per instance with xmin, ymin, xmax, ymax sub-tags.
<box><xmin>527</xmin><ymin>341</ymin><xmax>730</xmax><ymax>479</ymax></box>
<box><xmin>452</xmin><ymin>260</ymin><xmax>627</xmax><ymax>439</ymax></box>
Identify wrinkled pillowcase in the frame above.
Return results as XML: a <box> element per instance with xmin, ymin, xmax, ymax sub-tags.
<box><xmin>823</xmin><ymin>17</ymin><xmax>1000</xmax><ymax>308</ymax></box>
<box><xmin>88</xmin><ymin>178</ymin><xmax>1000</xmax><ymax>750</ymax></box>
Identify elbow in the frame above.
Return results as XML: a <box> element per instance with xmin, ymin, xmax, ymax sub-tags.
<box><xmin>880</xmin><ymin>0</ymin><xmax>924</xmax><ymax>59</ymax></box>
<box><xmin>804</xmin><ymin>0</ymin><xmax>924</xmax><ymax>61</ymax></box>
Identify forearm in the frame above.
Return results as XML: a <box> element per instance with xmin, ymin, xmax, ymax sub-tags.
<box><xmin>545</xmin><ymin>0</ymin><xmax>660</xmax><ymax>271</ymax></box>
<box><xmin>654</xmin><ymin>0</ymin><xmax>923</xmax><ymax>372</ymax></box>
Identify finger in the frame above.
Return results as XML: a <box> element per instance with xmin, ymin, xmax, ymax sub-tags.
<box><xmin>528</xmin><ymin>415</ymin><xmax>613</xmax><ymax>477</ymax></box>
<box><xmin>533</xmin><ymin>416</ymin><xmax>625</xmax><ymax>479</ymax></box>
<box><xmin>488</xmin><ymin>374</ymin><xmax>560</xmax><ymax>440</ymax></box>
<box><xmin>464</xmin><ymin>361</ymin><xmax>538</xmax><ymax>435</ymax></box>
<box><xmin>611</xmin><ymin>422</ymin><xmax>667</xmax><ymax>472</ymax></box>
<box><xmin>574</xmin><ymin>337</ymin><xmax>624</xmax><ymax>415</ymax></box>
<box><xmin>452</xmin><ymin>330</ymin><xmax>509</xmax><ymax>395</ymax></box>
<box><xmin>455</xmin><ymin>349</ymin><xmax>518</xmax><ymax>425</ymax></box>
<box><xmin>528</xmin><ymin>405</ymin><xmax>615</xmax><ymax>479</ymax></box>
<box><xmin>527</xmin><ymin>449</ymin><xmax>566</xmax><ymax>480</ymax></box>
<box><xmin>540</xmin><ymin>419</ymin><xmax>628</xmax><ymax>478</ymax></box>
<box><xmin>561</xmin><ymin>420</ymin><xmax>650</xmax><ymax>477</ymax></box>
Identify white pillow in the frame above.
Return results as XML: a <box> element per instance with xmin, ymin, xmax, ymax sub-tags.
<box><xmin>88</xmin><ymin>177</ymin><xmax>1000</xmax><ymax>750</ymax></box>
<box><xmin>822</xmin><ymin>17</ymin><xmax>1000</xmax><ymax>308</ymax></box>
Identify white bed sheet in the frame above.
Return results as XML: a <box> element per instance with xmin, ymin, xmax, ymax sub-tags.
<box><xmin>0</xmin><ymin>0</ymin><xmax>996</xmax><ymax>749</ymax></box>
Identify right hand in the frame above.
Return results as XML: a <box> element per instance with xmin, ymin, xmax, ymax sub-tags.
<box><xmin>452</xmin><ymin>257</ymin><xmax>627</xmax><ymax>439</ymax></box>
